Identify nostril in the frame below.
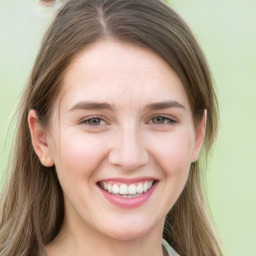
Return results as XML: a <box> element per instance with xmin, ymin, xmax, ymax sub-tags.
<box><xmin>108</xmin><ymin>130</ymin><xmax>149</xmax><ymax>170</ymax></box>
<box><xmin>108</xmin><ymin>147</ymin><xmax>149</xmax><ymax>171</ymax></box>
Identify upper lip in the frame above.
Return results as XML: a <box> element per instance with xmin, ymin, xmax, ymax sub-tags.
<box><xmin>97</xmin><ymin>177</ymin><xmax>158</xmax><ymax>185</ymax></box>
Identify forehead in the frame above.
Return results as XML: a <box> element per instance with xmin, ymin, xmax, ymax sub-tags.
<box><xmin>57</xmin><ymin>40</ymin><xmax>190</xmax><ymax>112</ymax></box>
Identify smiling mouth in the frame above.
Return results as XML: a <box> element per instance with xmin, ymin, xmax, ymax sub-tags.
<box><xmin>98</xmin><ymin>180</ymin><xmax>157</xmax><ymax>198</ymax></box>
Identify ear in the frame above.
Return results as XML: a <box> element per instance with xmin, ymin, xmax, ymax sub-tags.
<box><xmin>191</xmin><ymin>110</ymin><xmax>207</xmax><ymax>163</ymax></box>
<box><xmin>28</xmin><ymin>110</ymin><xmax>54</xmax><ymax>167</ymax></box>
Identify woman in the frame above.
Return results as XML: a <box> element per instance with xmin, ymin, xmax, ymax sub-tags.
<box><xmin>0</xmin><ymin>0</ymin><xmax>222</xmax><ymax>255</ymax></box>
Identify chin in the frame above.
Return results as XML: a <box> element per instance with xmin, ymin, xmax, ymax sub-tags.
<box><xmin>109</xmin><ymin>230</ymin><xmax>148</xmax><ymax>241</ymax></box>
<box><xmin>102</xmin><ymin>222</ymin><xmax>154</xmax><ymax>241</ymax></box>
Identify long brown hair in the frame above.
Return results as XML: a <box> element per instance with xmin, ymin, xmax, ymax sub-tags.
<box><xmin>0</xmin><ymin>0</ymin><xmax>222</xmax><ymax>255</ymax></box>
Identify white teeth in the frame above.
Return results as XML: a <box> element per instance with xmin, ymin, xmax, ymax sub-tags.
<box><xmin>143</xmin><ymin>181</ymin><xmax>148</xmax><ymax>193</ymax></box>
<box><xmin>119</xmin><ymin>184</ymin><xmax>128</xmax><ymax>194</ymax></box>
<box><xmin>122</xmin><ymin>194</ymin><xmax>141</xmax><ymax>198</ymax></box>
<box><xmin>112</xmin><ymin>184</ymin><xmax>119</xmax><ymax>194</ymax></box>
<box><xmin>103</xmin><ymin>182</ymin><xmax>108</xmax><ymax>190</ymax></box>
<box><xmin>128</xmin><ymin>184</ymin><xmax>137</xmax><ymax>195</ymax></box>
<box><xmin>107</xmin><ymin>183</ymin><xmax>112</xmax><ymax>193</ymax></box>
<box><xmin>136</xmin><ymin>183</ymin><xmax>143</xmax><ymax>194</ymax></box>
<box><xmin>100</xmin><ymin>180</ymin><xmax>155</xmax><ymax>196</ymax></box>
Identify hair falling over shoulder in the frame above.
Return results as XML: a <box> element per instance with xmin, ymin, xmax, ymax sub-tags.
<box><xmin>0</xmin><ymin>0</ymin><xmax>222</xmax><ymax>255</ymax></box>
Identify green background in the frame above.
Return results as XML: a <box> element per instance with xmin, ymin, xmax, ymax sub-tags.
<box><xmin>0</xmin><ymin>1</ymin><xmax>255</xmax><ymax>255</ymax></box>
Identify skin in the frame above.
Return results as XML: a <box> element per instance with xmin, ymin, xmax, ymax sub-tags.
<box><xmin>28</xmin><ymin>40</ymin><xmax>206</xmax><ymax>256</ymax></box>
<box><xmin>39</xmin><ymin>0</ymin><xmax>56</xmax><ymax>7</ymax></box>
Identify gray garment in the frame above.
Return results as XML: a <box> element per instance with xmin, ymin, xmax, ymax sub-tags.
<box><xmin>162</xmin><ymin>239</ymin><xmax>180</xmax><ymax>256</ymax></box>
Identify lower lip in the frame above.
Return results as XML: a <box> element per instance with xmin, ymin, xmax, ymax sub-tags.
<box><xmin>98</xmin><ymin>182</ymin><xmax>158</xmax><ymax>208</ymax></box>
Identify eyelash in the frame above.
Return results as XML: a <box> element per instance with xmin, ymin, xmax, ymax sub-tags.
<box><xmin>79</xmin><ymin>115</ymin><xmax>176</xmax><ymax>128</ymax></box>
<box><xmin>79</xmin><ymin>116</ymin><xmax>109</xmax><ymax>128</ymax></box>
<box><xmin>147</xmin><ymin>115</ymin><xmax>177</xmax><ymax>126</ymax></box>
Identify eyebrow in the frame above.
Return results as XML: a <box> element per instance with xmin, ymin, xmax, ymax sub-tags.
<box><xmin>69</xmin><ymin>101</ymin><xmax>115</xmax><ymax>112</ymax></box>
<box><xmin>144</xmin><ymin>100</ymin><xmax>185</xmax><ymax>111</ymax></box>
<box><xmin>69</xmin><ymin>100</ymin><xmax>185</xmax><ymax>112</ymax></box>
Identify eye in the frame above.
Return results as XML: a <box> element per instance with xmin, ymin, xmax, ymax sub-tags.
<box><xmin>149</xmin><ymin>116</ymin><xmax>176</xmax><ymax>125</ymax></box>
<box><xmin>80</xmin><ymin>117</ymin><xmax>107</xmax><ymax>126</ymax></box>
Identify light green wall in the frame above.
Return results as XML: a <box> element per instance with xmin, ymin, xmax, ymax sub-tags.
<box><xmin>0</xmin><ymin>1</ymin><xmax>255</xmax><ymax>255</ymax></box>
<box><xmin>168</xmin><ymin>1</ymin><xmax>256</xmax><ymax>255</ymax></box>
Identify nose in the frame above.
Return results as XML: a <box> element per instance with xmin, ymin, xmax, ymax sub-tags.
<box><xmin>108</xmin><ymin>125</ymin><xmax>149</xmax><ymax>171</ymax></box>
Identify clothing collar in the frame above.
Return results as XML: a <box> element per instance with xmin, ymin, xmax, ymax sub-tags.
<box><xmin>162</xmin><ymin>238</ymin><xmax>180</xmax><ymax>256</ymax></box>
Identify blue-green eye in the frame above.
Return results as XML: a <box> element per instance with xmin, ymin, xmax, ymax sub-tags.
<box><xmin>151</xmin><ymin>116</ymin><xmax>175</xmax><ymax>125</ymax></box>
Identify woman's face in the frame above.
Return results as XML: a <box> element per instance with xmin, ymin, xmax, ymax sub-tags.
<box><xmin>44</xmin><ymin>40</ymin><xmax>205</xmax><ymax>241</ymax></box>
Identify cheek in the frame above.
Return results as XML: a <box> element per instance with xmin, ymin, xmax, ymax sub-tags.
<box><xmin>50</xmin><ymin>130</ymin><xmax>108</xmax><ymax>179</ymax></box>
<box><xmin>148</xmin><ymin>130</ymin><xmax>194</xmax><ymax>176</ymax></box>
